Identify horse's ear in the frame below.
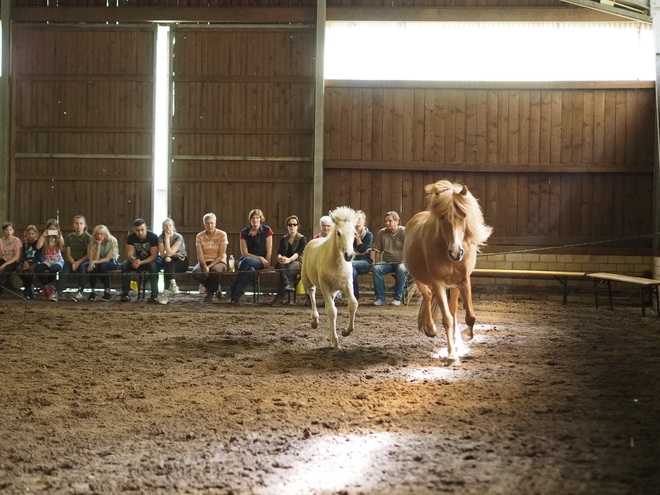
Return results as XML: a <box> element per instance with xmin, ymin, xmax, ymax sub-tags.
<box><xmin>459</xmin><ymin>185</ymin><xmax>469</xmax><ymax>196</ymax></box>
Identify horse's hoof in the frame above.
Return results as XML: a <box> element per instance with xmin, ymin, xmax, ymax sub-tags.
<box><xmin>446</xmin><ymin>357</ymin><xmax>461</xmax><ymax>367</ymax></box>
<box><xmin>311</xmin><ymin>319</ymin><xmax>318</xmax><ymax>329</ymax></box>
<box><xmin>462</xmin><ymin>326</ymin><xmax>474</xmax><ymax>342</ymax></box>
<box><xmin>422</xmin><ymin>324</ymin><xmax>437</xmax><ymax>338</ymax></box>
<box><xmin>341</xmin><ymin>327</ymin><xmax>353</xmax><ymax>337</ymax></box>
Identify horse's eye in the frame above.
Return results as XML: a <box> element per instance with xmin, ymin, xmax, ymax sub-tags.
<box><xmin>440</xmin><ymin>215</ymin><xmax>446</xmax><ymax>221</ymax></box>
<box><xmin>337</xmin><ymin>231</ymin><xmax>342</xmax><ymax>237</ymax></box>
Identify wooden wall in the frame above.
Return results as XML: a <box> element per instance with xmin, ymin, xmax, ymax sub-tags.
<box><xmin>169</xmin><ymin>27</ymin><xmax>315</xmax><ymax>263</ymax></box>
<box><xmin>9</xmin><ymin>0</ymin><xmax>563</xmax><ymax>7</ymax></box>
<box><xmin>323</xmin><ymin>85</ymin><xmax>655</xmax><ymax>252</ymax></box>
<box><xmin>6</xmin><ymin>19</ymin><xmax>654</xmax><ymax>261</ymax></box>
<box><xmin>11</xmin><ymin>25</ymin><xmax>155</xmax><ymax>247</ymax></box>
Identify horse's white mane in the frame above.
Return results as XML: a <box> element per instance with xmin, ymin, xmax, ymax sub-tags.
<box><xmin>425</xmin><ymin>180</ymin><xmax>493</xmax><ymax>248</ymax></box>
<box><xmin>329</xmin><ymin>206</ymin><xmax>357</xmax><ymax>225</ymax></box>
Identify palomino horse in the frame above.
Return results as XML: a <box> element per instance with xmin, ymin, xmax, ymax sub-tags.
<box><xmin>301</xmin><ymin>206</ymin><xmax>358</xmax><ymax>349</ymax></box>
<box><xmin>403</xmin><ymin>180</ymin><xmax>492</xmax><ymax>365</ymax></box>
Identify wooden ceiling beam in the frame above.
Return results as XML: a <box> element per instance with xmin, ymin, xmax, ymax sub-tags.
<box><xmin>9</xmin><ymin>6</ymin><xmax>637</xmax><ymax>24</ymax></box>
<box><xmin>327</xmin><ymin>6</ymin><xmax>632</xmax><ymax>22</ymax></box>
<box><xmin>11</xmin><ymin>7</ymin><xmax>316</xmax><ymax>24</ymax></box>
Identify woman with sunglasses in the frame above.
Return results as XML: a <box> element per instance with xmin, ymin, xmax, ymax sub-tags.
<box><xmin>272</xmin><ymin>215</ymin><xmax>307</xmax><ymax>304</ymax></box>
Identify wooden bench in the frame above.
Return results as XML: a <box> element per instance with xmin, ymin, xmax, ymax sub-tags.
<box><xmin>586</xmin><ymin>272</ymin><xmax>660</xmax><ymax>317</ymax></box>
<box><xmin>472</xmin><ymin>269</ymin><xmax>588</xmax><ymax>305</ymax></box>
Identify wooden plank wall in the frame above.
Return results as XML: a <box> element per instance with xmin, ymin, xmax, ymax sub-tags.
<box><xmin>9</xmin><ymin>0</ymin><xmax>563</xmax><ymax>7</ymax></box>
<box><xmin>11</xmin><ymin>25</ymin><xmax>155</xmax><ymax>248</ymax></box>
<box><xmin>170</xmin><ymin>27</ymin><xmax>315</xmax><ymax>264</ymax></box>
<box><xmin>323</xmin><ymin>86</ymin><xmax>655</xmax><ymax>252</ymax></box>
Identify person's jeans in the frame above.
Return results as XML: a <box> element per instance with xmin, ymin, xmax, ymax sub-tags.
<box><xmin>81</xmin><ymin>260</ymin><xmax>119</xmax><ymax>290</ymax></box>
<box><xmin>275</xmin><ymin>260</ymin><xmax>302</xmax><ymax>298</ymax></box>
<box><xmin>372</xmin><ymin>262</ymin><xmax>407</xmax><ymax>302</ymax></box>
<box><xmin>162</xmin><ymin>257</ymin><xmax>189</xmax><ymax>286</ymax></box>
<box><xmin>16</xmin><ymin>262</ymin><xmax>38</xmax><ymax>293</ymax></box>
<box><xmin>121</xmin><ymin>259</ymin><xmax>160</xmax><ymax>295</ymax></box>
<box><xmin>351</xmin><ymin>259</ymin><xmax>372</xmax><ymax>299</ymax></box>
<box><xmin>229</xmin><ymin>256</ymin><xmax>264</xmax><ymax>302</ymax></box>
<box><xmin>56</xmin><ymin>261</ymin><xmax>87</xmax><ymax>293</ymax></box>
<box><xmin>35</xmin><ymin>262</ymin><xmax>63</xmax><ymax>287</ymax></box>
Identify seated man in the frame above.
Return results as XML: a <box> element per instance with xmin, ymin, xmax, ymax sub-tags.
<box><xmin>372</xmin><ymin>211</ymin><xmax>407</xmax><ymax>307</ymax></box>
<box><xmin>121</xmin><ymin>218</ymin><xmax>160</xmax><ymax>302</ymax></box>
<box><xmin>191</xmin><ymin>212</ymin><xmax>228</xmax><ymax>302</ymax></box>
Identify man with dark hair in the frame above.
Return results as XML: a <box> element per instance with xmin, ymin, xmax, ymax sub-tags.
<box><xmin>120</xmin><ymin>218</ymin><xmax>160</xmax><ymax>302</ymax></box>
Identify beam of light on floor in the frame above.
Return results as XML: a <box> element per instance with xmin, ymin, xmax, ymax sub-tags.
<box><xmin>256</xmin><ymin>433</ymin><xmax>398</xmax><ymax>494</ymax></box>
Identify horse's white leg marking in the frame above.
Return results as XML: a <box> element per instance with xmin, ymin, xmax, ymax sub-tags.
<box><xmin>308</xmin><ymin>285</ymin><xmax>319</xmax><ymax>329</ymax></box>
<box><xmin>449</xmin><ymin>288</ymin><xmax>462</xmax><ymax>348</ymax></box>
<box><xmin>416</xmin><ymin>281</ymin><xmax>437</xmax><ymax>337</ymax></box>
<box><xmin>435</xmin><ymin>283</ymin><xmax>459</xmax><ymax>366</ymax></box>
<box><xmin>321</xmin><ymin>283</ymin><xmax>340</xmax><ymax>349</ymax></box>
<box><xmin>342</xmin><ymin>283</ymin><xmax>358</xmax><ymax>337</ymax></box>
<box><xmin>459</xmin><ymin>276</ymin><xmax>476</xmax><ymax>342</ymax></box>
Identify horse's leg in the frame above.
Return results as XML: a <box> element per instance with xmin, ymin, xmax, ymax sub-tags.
<box><xmin>342</xmin><ymin>282</ymin><xmax>358</xmax><ymax>337</ymax></box>
<box><xmin>416</xmin><ymin>281</ymin><xmax>437</xmax><ymax>337</ymax></box>
<box><xmin>434</xmin><ymin>283</ymin><xmax>459</xmax><ymax>366</ymax></box>
<box><xmin>449</xmin><ymin>287</ymin><xmax>469</xmax><ymax>357</ymax></box>
<box><xmin>308</xmin><ymin>285</ymin><xmax>319</xmax><ymax>329</ymax></box>
<box><xmin>321</xmin><ymin>284</ymin><xmax>340</xmax><ymax>349</ymax></box>
<box><xmin>448</xmin><ymin>287</ymin><xmax>462</xmax><ymax>347</ymax></box>
<box><xmin>459</xmin><ymin>276</ymin><xmax>476</xmax><ymax>342</ymax></box>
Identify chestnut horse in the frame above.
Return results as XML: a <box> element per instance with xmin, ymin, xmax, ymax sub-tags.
<box><xmin>301</xmin><ymin>206</ymin><xmax>358</xmax><ymax>349</ymax></box>
<box><xmin>403</xmin><ymin>180</ymin><xmax>492</xmax><ymax>365</ymax></box>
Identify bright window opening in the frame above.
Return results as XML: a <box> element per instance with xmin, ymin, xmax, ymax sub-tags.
<box><xmin>153</xmin><ymin>25</ymin><xmax>170</xmax><ymax>232</ymax></box>
<box><xmin>325</xmin><ymin>22</ymin><xmax>654</xmax><ymax>81</ymax></box>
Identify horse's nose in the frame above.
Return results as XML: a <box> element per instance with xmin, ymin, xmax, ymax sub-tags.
<box><xmin>344</xmin><ymin>253</ymin><xmax>354</xmax><ymax>262</ymax></box>
<box><xmin>448</xmin><ymin>247</ymin><xmax>464</xmax><ymax>262</ymax></box>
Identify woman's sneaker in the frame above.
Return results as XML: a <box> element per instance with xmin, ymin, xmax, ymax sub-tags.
<box><xmin>170</xmin><ymin>284</ymin><xmax>180</xmax><ymax>296</ymax></box>
<box><xmin>72</xmin><ymin>291</ymin><xmax>84</xmax><ymax>302</ymax></box>
<box><xmin>42</xmin><ymin>285</ymin><xmax>53</xmax><ymax>299</ymax></box>
<box><xmin>101</xmin><ymin>292</ymin><xmax>112</xmax><ymax>301</ymax></box>
<box><xmin>88</xmin><ymin>292</ymin><xmax>97</xmax><ymax>301</ymax></box>
<box><xmin>157</xmin><ymin>293</ymin><xmax>169</xmax><ymax>305</ymax></box>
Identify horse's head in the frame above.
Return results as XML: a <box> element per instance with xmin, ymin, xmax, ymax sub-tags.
<box><xmin>329</xmin><ymin>206</ymin><xmax>357</xmax><ymax>262</ymax></box>
<box><xmin>425</xmin><ymin>180</ymin><xmax>481</xmax><ymax>262</ymax></box>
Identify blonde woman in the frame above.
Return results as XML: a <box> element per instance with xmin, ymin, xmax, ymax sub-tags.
<box><xmin>157</xmin><ymin>218</ymin><xmax>188</xmax><ymax>305</ymax></box>
<box><xmin>81</xmin><ymin>225</ymin><xmax>119</xmax><ymax>301</ymax></box>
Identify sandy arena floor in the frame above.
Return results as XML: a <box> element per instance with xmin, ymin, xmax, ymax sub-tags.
<box><xmin>1</xmin><ymin>293</ymin><xmax>659</xmax><ymax>494</ymax></box>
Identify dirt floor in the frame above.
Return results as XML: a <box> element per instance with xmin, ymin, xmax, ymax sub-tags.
<box><xmin>1</xmin><ymin>291</ymin><xmax>659</xmax><ymax>495</ymax></box>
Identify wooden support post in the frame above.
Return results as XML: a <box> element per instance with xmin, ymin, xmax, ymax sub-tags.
<box><xmin>313</xmin><ymin>0</ymin><xmax>326</xmax><ymax>227</ymax></box>
<box><xmin>653</xmin><ymin>0</ymin><xmax>660</xmax><ymax>255</ymax></box>
<box><xmin>0</xmin><ymin>0</ymin><xmax>11</xmax><ymax>221</ymax></box>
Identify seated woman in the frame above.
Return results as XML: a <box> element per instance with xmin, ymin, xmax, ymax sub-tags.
<box><xmin>16</xmin><ymin>225</ymin><xmax>42</xmax><ymax>299</ymax></box>
<box><xmin>227</xmin><ymin>209</ymin><xmax>273</xmax><ymax>305</ymax></box>
<box><xmin>272</xmin><ymin>215</ymin><xmax>307</xmax><ymax>304</ymax></box>
<box><xmin>191</xmin><ymin>212</ymin><xmax>228</xmax><ymax>302</ymax></box>
<box><xmin>0</xmin><ymin>222</ymin><xmax>22</xmax><ymax>296</ymax></box>
<box><xmin>313</xmin><ymin>215</ymin><xmax>333</xmax><ymax>239</ymax></box>
<box><xmin>352</xmin><ymin>210</ymin><xmax>373</xmax><ymax>300</ymax></box>
<box><xmin>34</xmin><ymin>219</ymin><xmax>64</xmax><ymax>299</ymax></box>
<box><xmin>82</xmin><ymin>225</ymin><xmax>119</xmax><ymax>301</ymax></box>
<box><xmin>157</xmin><ymin>218</ymin><xmax>188</xmax><ymax>305</ymax></box>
